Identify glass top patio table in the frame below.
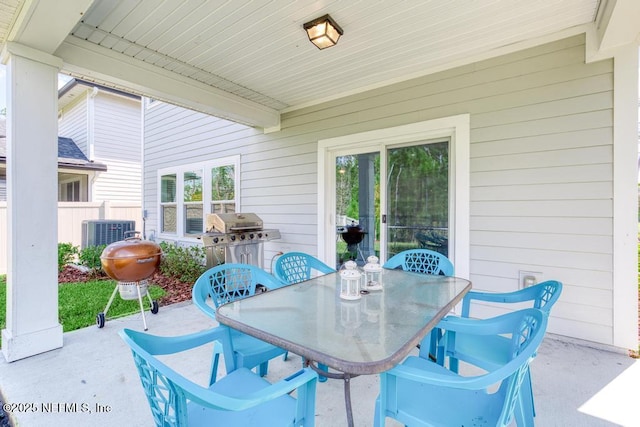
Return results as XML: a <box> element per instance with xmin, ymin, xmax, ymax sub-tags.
<box><xmin>216</xmin><ymin>268</ymin><xmax>471</xmax><ymax>376</ymax></box>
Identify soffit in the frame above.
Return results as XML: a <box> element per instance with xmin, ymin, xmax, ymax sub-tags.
<box><xmin>62</xmin><ymin>0</ymin><xmax>600</xmax><ymax>112</ymax></box>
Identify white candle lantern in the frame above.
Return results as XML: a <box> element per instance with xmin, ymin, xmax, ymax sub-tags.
<box><xmin>363</xmin><ymin>255</ymin><xmax>383</xmax><ymax>291</ymax></box>
<box><xmin>340</xmin><ymin>260</ymin><xmax>362</xmax><ymax>300</ymax></box>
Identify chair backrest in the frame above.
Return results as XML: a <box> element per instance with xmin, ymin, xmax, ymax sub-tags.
<box><xmin>120</xmin><ymin>327</ymin><xmax>236</xmax><ymax>426</ymax></box>
<box><xmin>531</xmin><ymin>280</ymin><xmax>562</xmax><ymax>312</ymax></box>
<box><xmin>442</xmin><ymin>308</ymin><xmax>547</xmax><ymax>425</ymax></box>
<box><xmin>120</xmin><ymin>327</ymin><xmax>317</xmax><ymax>427</ymax></box>
<box><xmin>193</xmin><ymin>263</ymin><xmax>282</xmax><ymax>310</ymax></box>
<box><xmin>461</xmin><ymin>280</ymin><xmax>563</xmax><ymax>318</ymax></box>
<box><xmin>383</xmin><ymin>249</ymin><xmax>454</xmax><ymax>276</ymax></box>
<box><xmin>274</xmin><ymin>252</ymin><xmax>336</xmax><ymax>285</ymax></box>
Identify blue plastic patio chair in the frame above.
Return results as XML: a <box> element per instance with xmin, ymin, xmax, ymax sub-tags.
<box><xmin>192</xmin><ymin>263</ymin><xmax>288</xmax><ymax>378</ymax></box>
<box><xmin>382</xmin><ymin>248</ymin><xmax>454</xmax><ymax>276</ymax></box>
<box><xmin>120</xmin><ymin>327</ymin><xmax>318</xmax><ymax>427</ymax></box>
<box><xmin>426</xmin><ymin>280</ymin><xmax>563</xmax><ymax>426</ymax></box>
<box><xmin>273</xmin><ymin>252</ymin><xmax>336</xmax><ymax>381</ymax></box>
<box><xmin>383</xmin><ymin>249</ymin><xmax>454</xmax><ymax>358</ymax></box>
<box><xmin>273</xmin><ymin>252</ymin><xmax>336</xmax><ymax>285</ymax></box>
<box><xmin>374</xmin><ymin>308</ymin><xmax>548</xmax><ymax>427</ymax></box>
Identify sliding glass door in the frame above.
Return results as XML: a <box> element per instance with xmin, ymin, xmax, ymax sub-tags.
<box><xmin>385</xmin><ymin>141</ymin><xmax>449</xmax><ymax>258</ymax></box>
<box><xmin>335</xmin><ymin>152</ymin><xmax>380</xmax><ymax>266</ymax></box>
<box><xmin>332</xmin><ymin>140</ymin><xmax>449</xmax><ymax>268</ymax></box>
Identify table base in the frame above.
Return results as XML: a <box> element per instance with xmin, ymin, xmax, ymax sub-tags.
<box><xmin>306</xmin><ymin>360</ymin><xmax>360</xmax><ymax>427</ymax></box>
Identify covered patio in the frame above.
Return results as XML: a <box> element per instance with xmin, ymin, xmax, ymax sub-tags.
<box><xmin>1</xmin><ymin>0</ymin><xmax>640</xmax><ymax>424</ymax></box>
<box><xmin>0</xmin><ymin>302</ymin><xmax>637</xmax><ymax>426</ymax></box>
<box><xmin>2</xmin><ymin>0</ymin><xmax>639</xmax><ymax>363</ymax></box>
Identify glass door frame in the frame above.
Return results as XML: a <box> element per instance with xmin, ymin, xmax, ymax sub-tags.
<box><xmin>318</xmin><ymin>115</ymin><xmax>470</xmax><ymax>278</ymax></box>
<box><xmin>332</xmin><ymin>146</ymin><xmax>382</xmax><ymax>266</ymax></box>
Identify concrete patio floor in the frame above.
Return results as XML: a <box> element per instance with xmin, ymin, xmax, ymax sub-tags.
<box><xmin>0</xmin><ymin>301</ymin><xmax>638</xmax><ymax>427</ymax></box>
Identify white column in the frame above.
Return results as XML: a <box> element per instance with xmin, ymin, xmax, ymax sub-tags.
<box><xmin>612</xmin><ymin>43</ymin><xmax>639</xmax><ymax>350</ymax></box>
<box><xmin>1</xmin><ymin>43</ymin><xmax>63</xmax><ymax>361</ymax></box>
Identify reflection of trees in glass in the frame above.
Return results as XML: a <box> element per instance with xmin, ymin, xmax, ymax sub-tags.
<box><xmin>337</xmin><ymin>156</ymin><xmax>380</xmax><ymax>221</ymax></box>
<box><xmin>184</xmin><ymin>171</ymin><xmax>203</xmax><ymax>202</ymax></box>
<box><xmin>336</xmin><ymin>154</ymin><xmax>381</xmax><ymax>235</ymax></box>
<box><xmin>336</xmin><ymin>144</ymin><xmax>446</xmax><ymax>256</ymax></box>
<box><xmin>161</xmin><ymin>174</ymin><xmax>177</xmax><ymax>233</ymax></box>
<box><xmin>336</xmin><ymin>156</ymin><xmax>358</xmax><ymax>220</ymax></box>
<box><xmin>211</xmin><ymin>165</ymin><xmax>235</xmax><ymax>201</ymax></box>
<box><xmin>387</xmin><ymin>142</ymin><xmax>448</xmax><ymax>230</ymax></box>
<box><xmin>161</xmin><ymin>174</ymin><xmax>177</xmax><ymax>202</ymax></box>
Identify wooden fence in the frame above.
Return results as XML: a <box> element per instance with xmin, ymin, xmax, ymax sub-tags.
<box><xmin>0</xmin><ymin>201</ymin><xmax>143</xmax><ymax>274</ymax></box>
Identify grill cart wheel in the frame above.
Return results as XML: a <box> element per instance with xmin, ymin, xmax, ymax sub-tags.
<box><xmin>151</xmin><ymin>300</ymin><xmax>159</xmax><ymax>314</ymax></box>
<box><xmin>96</xmin><ymin>312</ymin><xmax>105</xmax><ymax>328</ymax></box>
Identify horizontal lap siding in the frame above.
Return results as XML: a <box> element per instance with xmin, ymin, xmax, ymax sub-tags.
<box><xmin>461</xmin><ymin>38</ymin><xmax>613</xmax><ymax>343</ymax></box>
<box><xmin>144</xmin><ymin>35</ymin><xmax>614</xmax><ymax>344</ymax></box>
<box><xmin>93</xmin><ymin>93</ymin><xmax>142</xmax><ymax>202</ymax></box>
<box><xmin>144</xmin><ymin>103</ymin><xmax>321</xmax><ymax>256</ymax></box>
<box><xmin>58</xmin><ymin>96</ymin><xmax>88</xmax><ymax>153</ymax></box>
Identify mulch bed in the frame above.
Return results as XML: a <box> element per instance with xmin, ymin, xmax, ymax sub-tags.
<box><xmin>58</xmin><ymin>265</ymin><xmax>193</xmax><ymax>305</ymax></box>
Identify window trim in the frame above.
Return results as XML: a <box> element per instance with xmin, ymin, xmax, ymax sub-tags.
<box><xmin>157</xmin><ymin>155</ymin><xmax>240</xmax><ymax>240</ymax></box>
<box><xmin>58</xmin><ymin>172</ymin><xmax>89</xmax><ymax>202</ymax></box>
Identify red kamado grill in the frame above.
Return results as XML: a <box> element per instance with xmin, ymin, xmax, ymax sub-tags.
<box><xmin>97</xmin><ymin>234</ymin><xmax>162</xmax><ymax>331</ymax></box>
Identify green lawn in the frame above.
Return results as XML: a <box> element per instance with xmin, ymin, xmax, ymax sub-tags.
<box><xmin>0</xmin><ymin>276</ymin><xmax>165</xmax><ymax>345</ymax></box>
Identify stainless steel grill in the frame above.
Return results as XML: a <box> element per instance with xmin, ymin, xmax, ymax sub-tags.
<box><xmin>200</xmin><ymin>213</ymin><xmax>280</xmax><ymax>269</ymax></box>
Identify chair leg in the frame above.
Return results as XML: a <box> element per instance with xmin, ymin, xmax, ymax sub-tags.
<box><xmin>318</xmin><ymin>364</ymin><xmax>328</xmax><ymax>383</ymax></box>
<box><xmin>419</xmin><ymin>329</ymin><xmax>442</xmax><ymax>362</ymax></box>
<box><xmin>526</xmin><ymin>368</ymin><xmax>536</xmax><ymax>417</ymax></box>
<box><xmin>449</xmin><ymin>357</ymin><xmax>459</xmax><ymax>373</ymax></box>
<box><xmin>373</xmin><ymin>399</ymin><xmax>382</xmax><ymax>427</ymax></box>
<box><xmin>515</xmin><ymin>368</ymin><xmax>536</xmax><ymax>426</ymax></box>
<box><xmin>444</xmin><ymin>331</ymin><xmax>460</xmax><ymax>373</ymax></box>
<box><xmin>208</xmin><ymin>352</ymin><xmax>220</xmax><ymax>386</ymax></box>
<box><xmin>258</xmin><ymin>361</ymin><xmax>269</xmax><ymax>377</ymax></box>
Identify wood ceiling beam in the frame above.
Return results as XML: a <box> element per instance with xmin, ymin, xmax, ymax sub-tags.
<box><xmin>55</xmin><ymin>36</ymin><xmax>280</xmax><ymax>130</ymax></box>
<box><xmin>587</xmin><ymin>0</ymin><xmax>640</xmax><ymax>61</ymax></box>
<box><xmin>7</xmin><ymin>0</ymin><xmax>92</xmax><ymax>54</ymax></box>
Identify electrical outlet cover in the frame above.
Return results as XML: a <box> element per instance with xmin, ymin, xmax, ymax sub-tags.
<box><xmin>518</xmin><ymin>270</ymin><xmax>543</xmax><ymax>289</ymax></box>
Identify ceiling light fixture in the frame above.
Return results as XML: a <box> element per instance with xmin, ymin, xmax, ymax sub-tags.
<box><xmin>303</xmin><ymin>14</ymin><xmax>343</xmax><ymax>50</ymax></box>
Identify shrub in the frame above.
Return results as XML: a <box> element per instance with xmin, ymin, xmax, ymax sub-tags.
<box><xmin>58</xmin><ymin>242</ymin><xmax>78</xmax><ymax>272</ymax></box>
<box><xmin>159</xmin><ymin>242</ymin><xmax>206</xmax><ymax>283</ymax></box>
<box><xmin>79</xmin><ymin>244</ymin><xmax>107</xmax><ymax>274</ymax></box>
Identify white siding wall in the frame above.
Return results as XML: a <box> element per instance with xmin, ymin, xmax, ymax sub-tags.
<box><xmin>58</xmin><ymin>94</ymin><xmax>88</xmax><ymax>153</ymax></box>
<box><xmin>92</xmin><ymin>92</ymin><xmax>142</xmax><ymax>202</ymax></box>
<box><xmin>144</xmin><ymin>35</ymin><xmax>619</xmax><ymax>347</ymax></box>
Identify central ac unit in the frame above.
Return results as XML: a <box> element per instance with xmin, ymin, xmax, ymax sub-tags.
<box><xmin>81</xmin><ymin>220</ymin><xmax>136</xmax><ymax>248</ymax></box>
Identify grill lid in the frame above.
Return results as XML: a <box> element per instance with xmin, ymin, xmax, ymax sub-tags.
<box><xmin>206</xmin><ymin>213</ymin><xmax>264</xmax><ymax>233</ymax></box>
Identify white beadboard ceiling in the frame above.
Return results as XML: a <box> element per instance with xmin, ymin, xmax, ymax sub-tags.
<box><xmin>66</xmin><ymin>0</ymin><xmax>600</xmax><ymax>111</ymax></box>
<box><xmin>1</xmin><ymin>0</ymin><xmax>635</xmax><ymax>128</ymax></box>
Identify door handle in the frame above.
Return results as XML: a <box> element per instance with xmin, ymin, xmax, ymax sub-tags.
<box><xmin>382</xmin><ymin>214</ymin><xmax>386</xmax><ymax>223</ymax></box>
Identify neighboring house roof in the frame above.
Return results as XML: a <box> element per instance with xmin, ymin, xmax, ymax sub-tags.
<box><xmin>58</xmin><ymin>78</ymin><xmax>140</xmax><ymax>111</ymax></box>
<box><xmin>56</xmin><ymin>137</ymin><xmax>107</xmax><ymax>171</ymax></box>
<box><xmin>0</xmin><ymin>78</ymin><xmax>137</xmax><ymax>172</ymax></box>
<box><xmin>0</xmin><ymin>117</ymin><xmax>107</xmax><ymax>171</ymax></box>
